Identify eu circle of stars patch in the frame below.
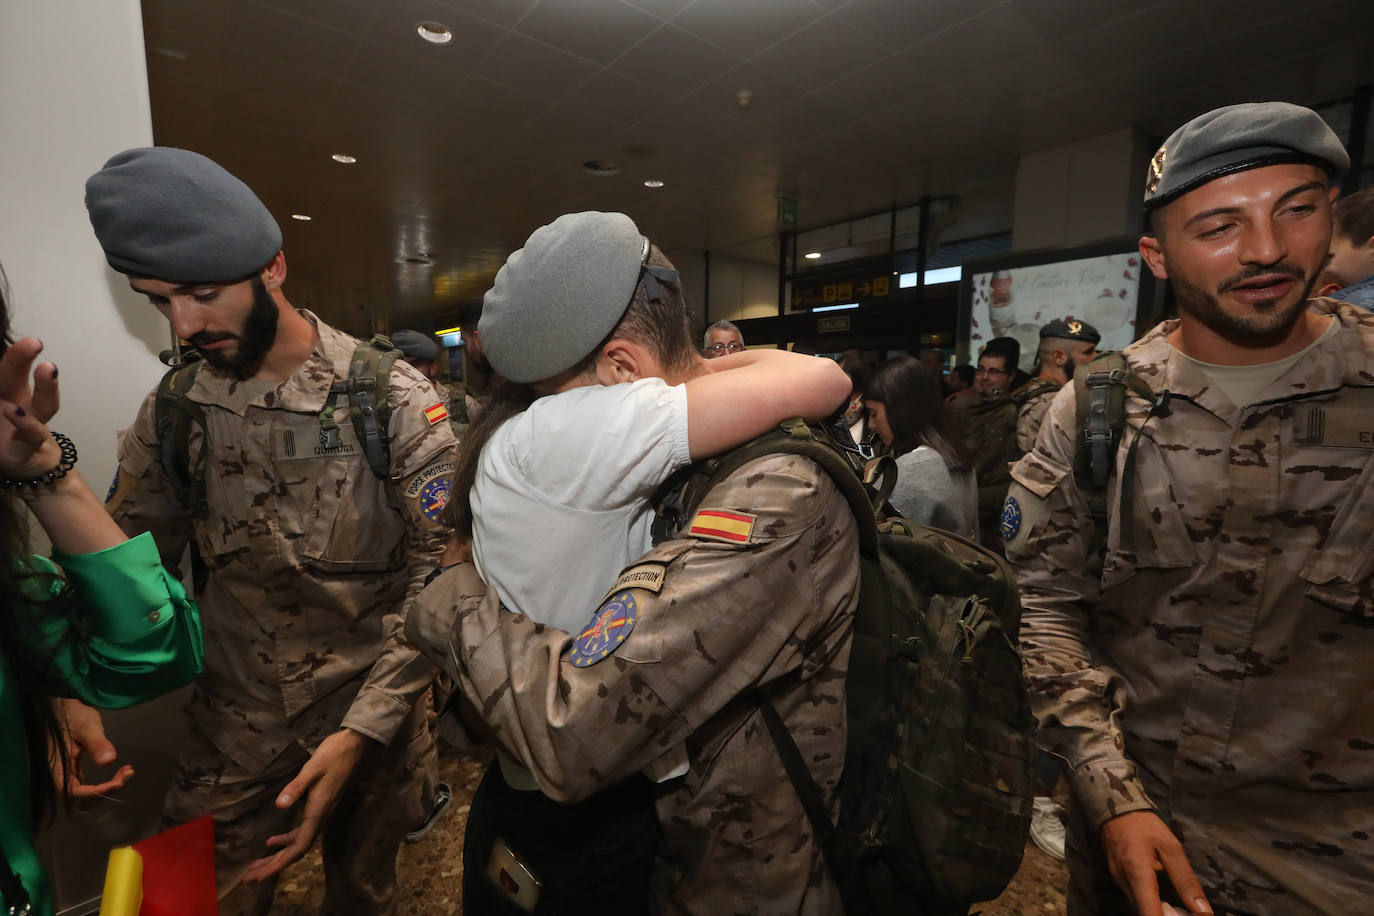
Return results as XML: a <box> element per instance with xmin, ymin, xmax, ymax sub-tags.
<box><xmin>419</xmin><ymin>477</ymin><xmax>450</xmax><ymax>523</ymax></box>
<box><xmin>570</xmin><ymin>591</ymin><xmax>638</xmax><ymax>668</ymax></box>
<box><xmin>1000</xmin><ymin>496</ymin><xmax>1022</xmax><ymax>542</ymax></box>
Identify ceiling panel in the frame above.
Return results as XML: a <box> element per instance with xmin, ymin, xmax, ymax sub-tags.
<box><xmin>514</xmin><ymin>0</ymin><xmax>663</xmax><ymax>65</ymax></box>
<box><xmin>136</xmin><ymin>0</ymin><xmax>1374</xmax><ymax>333</ymax></box>
<box><xmin>472</xmin><ymin>31</ymin><xmax>602</xmax><ymax>98</ymax></box>
<box><xmin>611</xmin><ymin>24</ymin><xmax>744</xmax><ymax>95</ymax></box>
<box><xmin>670</xmin><ymin>0</ymin><xmax>830</xmax><ymax>58</ymax></box>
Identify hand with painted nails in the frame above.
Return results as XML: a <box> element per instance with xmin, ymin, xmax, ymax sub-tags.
<box><xmin>0</xmin><ymin>335</ymin><xmax>61</xmax><ymax>480</ymax></box>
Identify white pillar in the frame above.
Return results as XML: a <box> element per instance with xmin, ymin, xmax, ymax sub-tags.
<box><xmin>1</xmin><ymin>4</ymin><xmax>190</xmax><ymax>913</ymax></box>
<box><xmin>0</xmin><ymin>0</ymin><xmax>166</xmax><ymax>492</ymax></box>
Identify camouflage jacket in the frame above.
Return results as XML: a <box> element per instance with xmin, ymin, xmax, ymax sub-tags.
<box><xmin>1012</xmin><ymin>377</ymin><xmax>1062</xmax><ymax>453</ymax></box>
<box><xmin>1003</xmin><ymin>299</ymin><xmax>1374</xmax><ymax>915</ymax></box>
<box><xmin>409</xmin><ymin>453</ymin><xmax>860</xmax><ymax>915</ymax></box>
<box><xmin>109</xmin><ymin>311</ymin><xmax>456</xmax><ymax>772</ymax></box>
<box><xmin>950</xmin><ymin>389</ymin><xmax>1022</xmax><ymax>519</ymax></box>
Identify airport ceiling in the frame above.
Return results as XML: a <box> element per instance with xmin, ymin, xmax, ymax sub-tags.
<box><xmin>141</xmin><ymin>0</ymin><xmax>1374</xmax><ymax>333</ymax></box>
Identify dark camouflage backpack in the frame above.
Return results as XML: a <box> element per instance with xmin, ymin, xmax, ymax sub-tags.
<box><xmin>153</xmin><ymin>335</ymin><xmax>400</xmax><ymax>519</ymax></box>
<box><xmin>653</xmin><ymin>418</ymin><xmax>1036</xmax><ymax>915</ymax></box>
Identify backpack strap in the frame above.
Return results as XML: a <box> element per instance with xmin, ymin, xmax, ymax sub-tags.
<box><xmin>334</xmin><ymin>334</ymin><xmax>398</xmax><ymax>480</ymax></box>
<box><xmin>1072</xmin><ymin>352</ymin><xmax>1174</xmax><ymax>554</ymax></box>
<box><xmin>153</xmin><ymin>360</ymin><xmax>210</xmax><ymax>519</ymax></box>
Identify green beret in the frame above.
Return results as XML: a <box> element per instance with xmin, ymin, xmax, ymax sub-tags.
<box><xmin>480</xmin><ymin>212</ymin><xmax>648</xmax><ymax>384</ymax></box>
<box><xmin>86</xmin><ymin>147</ymin><xmax>282</xmax><ymax>283</ymax></box>
<box><xmin>1040</xmin><ymin>318</ymin><xmax>1100</xmax><ymax>344</ymax></box>
<box><xmin>1143</xmin><ymin>102</ymin><xmax>1349</xmax><ymax>210</ymax></box>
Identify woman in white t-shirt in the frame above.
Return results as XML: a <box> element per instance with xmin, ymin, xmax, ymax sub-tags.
<box><xmin>443</xmin><ymin>212</ymin><xmax>851</xmax><ymax>915</ymax></box>
<box><xmin>864</xmin><ymin>355</ymin><xmax>978</xmax><ymax>540</ymax></box>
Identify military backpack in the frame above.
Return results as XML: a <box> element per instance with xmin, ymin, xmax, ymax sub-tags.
<box><xmin>653</xmin><ymin>418</ymin><xmax>1037</xmax><ymax>915</ymax></box>
<box><xmin>153</xmin><ymin>335</ymin><xmax>401</xmax><ymax>519</ymax></box>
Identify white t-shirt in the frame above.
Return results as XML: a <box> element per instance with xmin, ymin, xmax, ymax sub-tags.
<box><xmin>471</xmin><ymin>378</ymin><xmax>692</xmax><ymax>787</ymax></box>
<box><xmin>471</xmin><ymin>377</ymin><xmax>691</xmax><ymax>634</ymax></box>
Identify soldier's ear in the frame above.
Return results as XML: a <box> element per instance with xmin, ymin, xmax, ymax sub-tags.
<box><xmin>595</xmin><ymin>338</ymin><xmax>646</xmax><ymax>385</ymax></box>
<box><xmin>261</xmin><ymin>251</ymin><xmax>287</xmax><ymax>291</ymax></box>
<box><xmin>1139</xmin><ymin>234</ymin><xmax>1168</xmax><ymax>280</ymax></box>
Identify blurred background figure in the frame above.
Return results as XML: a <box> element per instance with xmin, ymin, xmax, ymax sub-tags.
<box><xmin>701</xmin><ymin>319</ymin><xmax>744</xmax><ymax>358</ymax></box>
<box><xmin>1327</xmin><ymin>187</ymin><xmax>1374</xmax><ymax>308</ymax></box>
<box><xmin>864</xmin><ymin>355</ymin><xmax>977</xmax><ymax>539</ymax></box>
<box><xmin>945</xmin><ymin>364</ymin><xmax>976</xmax><ymax>404</ymax></box>
<box><xmin>390</xmin><ymin>329</ymin><xmax>442</xmax><ymax>383</ymax></box>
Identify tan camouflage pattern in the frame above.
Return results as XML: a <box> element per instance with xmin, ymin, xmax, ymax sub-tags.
<box><xmin>111</xmin><ymin>311</ymin><xmax>453</xmax><ymax>770</ymax></box>
<box><xmin>1005</xmin><ymin>299</ymin><xmax>1374</xmax><ymax>915</ymax></box>
<box><xmin>1013</xmin><ymin>377</ymin><xmax>1062</xmax><ymax>453</ymax></box>
<box><xmin>949</xmin><ymin>388</ymin><xmax>1023</xmax><ymax>527</ymax></box>
<box><xmin>164</xmin><ymin>698</ymin><xmax>435</xmax><ymax>915</ymax></box>
<box><xmin>409</xmin><ymin>453</ymin><xmax>860</xmax><ymax>915</ymax></box>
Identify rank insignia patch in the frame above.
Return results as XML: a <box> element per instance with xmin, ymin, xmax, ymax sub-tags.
<box><xmin>689</xmin><ymin>509</ymin><xmax>756</xmax><ymax>544</ymax></box>
<box><xmin>571</xmin><ymin>591</ymin><xmax>638</xmax><ymax>668</ymax></box>
<box><xmin>418</xmin><ymin>476</ymin><xmax>450</xmax><ymax>523</ymax></box>
<box><xmin>1000</xmin><ymin>496</ymin><xmax>1022</xmax><ymax>542</ymax></box>
<box><xmin>423</xmin><ymin>402</ymin><xmax>449</xmax><ymax>426</ymax></box>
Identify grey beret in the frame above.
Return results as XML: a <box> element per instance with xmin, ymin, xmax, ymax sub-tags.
<box><xmin>480</xmin><ymin>212</ymin><xmax>647</xmax><ymax>383</ymax></box>
<box><xmin>391</xmin><ymin>329</ymin><xmax>441</xmax><ymax>360</ymax></box>
<box><xmin>1040</xmin><ymin>318</ymin><xmax>1100</xmax><ymax>344</ymax></box>
<box><xmin>86</xmin><ymin>147</ymin><xmax>282</xmax><ymax>282</ymax></box>
<box><xmin>1144</xmin><ymin>102</ymin><xmax>1349</xmax><ymax>209</ymax></box>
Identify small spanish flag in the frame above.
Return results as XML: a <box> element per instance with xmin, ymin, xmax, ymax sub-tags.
<box><xmin>689</xmin><ymin>509</ymin><xmax>756</xmax><ymax>544</ymax></box>
<box><xmin>423</xmin><ymin>402</ymin><xmax>449</xmax><ymax>426</ymax></box>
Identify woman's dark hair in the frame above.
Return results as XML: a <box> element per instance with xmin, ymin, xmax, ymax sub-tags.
<box><xmin>0</xmin><ymin>265</ymin><xmax>76</xmax><ymax>826</ymax></box>
<box><xmin>446</xmin><ymin>242</ymin><xmax>696</xmax><ymax>538</ymax></box>
<box><xmin>864</xmin><ymin>355</ymin><xmax>971</xmax><ymax>471</ymax></box>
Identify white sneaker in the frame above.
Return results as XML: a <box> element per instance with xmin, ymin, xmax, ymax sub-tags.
<box><xmin>1029</xmin><ymin>796</ymin><xmax>1066</xmax><ymax>861</ymax></box>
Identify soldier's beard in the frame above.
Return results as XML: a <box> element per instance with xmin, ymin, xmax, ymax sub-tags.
<box><xmin>1171</xmin><ymin>262</ymin><xmax>1317</xmax><ymax>348</ymax></box>
<box><xmin>192</xmin><ymin>277</ymin><xmax>279</xmax><ymax>376</ymax></box>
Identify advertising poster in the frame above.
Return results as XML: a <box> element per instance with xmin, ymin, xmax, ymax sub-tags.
<box><xmin>963</xmin><ymin>245</ymin><xmax>1157</xmax><ymax>371</ymax></box>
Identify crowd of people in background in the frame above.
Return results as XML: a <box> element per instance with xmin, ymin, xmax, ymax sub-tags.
<box><xmin>4</xmin><ymin>98</ymin><xmax>1374</xmax><ymax>916</ymax></box>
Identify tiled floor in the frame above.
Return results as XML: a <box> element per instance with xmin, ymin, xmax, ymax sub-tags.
<box><xmin>273</xmin><ymin>744</ymin><xmax>1069</xmax><ymax>914</ymax></box>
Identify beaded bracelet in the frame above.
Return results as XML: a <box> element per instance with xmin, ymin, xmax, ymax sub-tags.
<box><xmin>0</xmin><ymin>431</ymin><xmax>78</xmax><ymax>491</ymax></box>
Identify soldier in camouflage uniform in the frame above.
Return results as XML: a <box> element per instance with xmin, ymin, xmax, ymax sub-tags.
<box><xmin>949</xmin><ymin>340</ymin><xmax>1022</xmax><ymax>545</ymax></box>
<box><xmin>85</xmin><ymin>148</ymin><xmax>456</xmax><ymax>914</ymax></box>
<box><xmin>1015</xmin><ymin>318</ymin><xmax>1101</xmax><ymax>453</ymax></box>
<box><xmin>1003</xmin><ymin>103</ymin><xmax>1373</xmax><ymax>915</ymax></box>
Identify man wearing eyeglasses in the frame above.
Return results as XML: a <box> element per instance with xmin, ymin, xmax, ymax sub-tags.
<box><xmin>948</xmin><ymin>340</ymin><xmax>1023</xmax><ymax>550</ymax></box>
<box><xmin>702</xmin><ymin>319</ymin><xmax>745</xmax><ymax>357</ymax></box>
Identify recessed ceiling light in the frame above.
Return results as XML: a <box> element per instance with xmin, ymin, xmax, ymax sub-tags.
<box><xmin>643</xmin><ymin>179</ymin><xmax>665</xmax><ymax>189</ymax></box>
<box><xmin>580</xmin><ymin>159</ymin><xmax>621</xmax><ymax>177</ymax></box>
<box><xmin>417</xmin><ymin>22</ymin><xmax>453</xmax><ymax>44</ymax></box>
<box><xmin>804</xmin><ymin>251</ymin><xmax>822</xmax><ymax>260</ymax></box>
<box><xmin>331</xmin><ymin>153</ymin><xmax>357</xmax><ymax>164</ymax></box>
<box><xmin>291</xmin><ymin>214</ymin><xmax>312</xmax><ymax>221</ymax></box>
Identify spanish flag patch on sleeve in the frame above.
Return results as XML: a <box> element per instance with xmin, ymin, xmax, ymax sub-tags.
<box><xmin>689</xmin><ymin>509</ymin><xmax>756</xmax><ymax>544</ymax></box>
<box><xmin>423</xmin><ymin>402</ymin><xmax>449</xmax><ymax>426</ymax></box>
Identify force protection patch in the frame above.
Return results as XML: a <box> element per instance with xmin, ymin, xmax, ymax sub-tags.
<box><xmin>689</xmin><ymin>509</ymin><xmax>756</xmax><ymax>544</ymax></box>
<box><xmin>570</xmin><ymin>591</ymin><xmax>638</xmax><ymax>668</ymax></box>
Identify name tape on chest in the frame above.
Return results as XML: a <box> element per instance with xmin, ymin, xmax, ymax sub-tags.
<box><xmin>1294</xmin><ymin>405</ymin><xmax>1374</xmax><ymax>449</ymax></box>
<box><xmin>688</xmin><ymin>509</ymin><xmax>757</xmax><ymax>545</ymax></box>
<box><xmin>273</xmin><ymin>423</ymin><xmax>361</xmax><ymax>461</ymax></box>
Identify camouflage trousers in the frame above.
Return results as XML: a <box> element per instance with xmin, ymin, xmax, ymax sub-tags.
<box><xmin>163</xmin><ymin>702</ymin><xmax>436</xmax><ymax>916</ymax></box>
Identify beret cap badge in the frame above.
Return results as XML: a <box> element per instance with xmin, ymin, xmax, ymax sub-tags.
<box><xmin>1147</xmin><ymin>146</ymin><xmax>1166</xmax><ymax>194</ymax></box>
<box><xmin>1067</xmin><ymin>319</ymin><xmax>1083</xmax><ymax>335</ymax></box>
